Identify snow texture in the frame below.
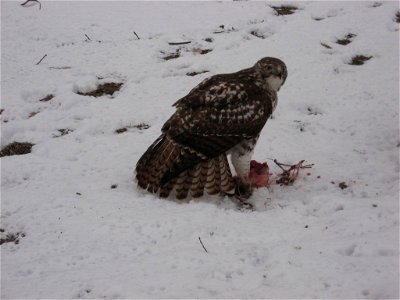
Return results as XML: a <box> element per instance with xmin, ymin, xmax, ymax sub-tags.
<box><xmin>1</xmin><ymin>1</ymin><xmax>399</xmax><ymax>299</ymax></box>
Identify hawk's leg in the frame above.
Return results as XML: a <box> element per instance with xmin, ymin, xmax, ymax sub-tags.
<box><xmin>233</xmin><ymin>176</ymin><xmax>253</xmax><ymax>199</ymax></box>
<box><xmin>230</xmin><ymin>176</ymin><xmax>254</xmax><ymax>210</ymax></box>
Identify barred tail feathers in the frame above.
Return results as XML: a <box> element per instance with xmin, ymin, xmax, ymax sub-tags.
<box><xmin>135</xmin><ymin>135</ymin><xmax>235</xmax><ymax>199</ymax></box>
<box><xmin>136</xmin><ymin>134</ymin><xmax>180</xmax><ymax>194</ymax></box>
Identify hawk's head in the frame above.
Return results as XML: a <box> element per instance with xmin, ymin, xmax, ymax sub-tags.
<box><xmin>254</xmin><ymin>57</ymin><xmax>288</xmax><ymax>92</ymax></box>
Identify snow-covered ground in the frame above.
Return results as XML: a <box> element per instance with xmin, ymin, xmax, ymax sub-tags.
<box><xmin>1</xmin><ymin>1</ymin><xmax>399</xmax><ymax>298</ymax></box>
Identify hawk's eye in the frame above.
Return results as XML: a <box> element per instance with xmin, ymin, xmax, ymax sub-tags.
<box><xmin>266</xmin><ymin>65</ymin><xmax>273</xmax><ymax>71</ymax></box>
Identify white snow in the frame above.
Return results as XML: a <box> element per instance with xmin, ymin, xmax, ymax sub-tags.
<box><xmin>1</xmin><ymin>1</ymin><xmax>399</xmax><ymax>298</ymax></box>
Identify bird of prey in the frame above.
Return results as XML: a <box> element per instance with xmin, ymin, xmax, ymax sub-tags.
<box><xmin>135</xmin><ymin>57</ymin><xmax>287</xmax><ymax>201</ymax></box>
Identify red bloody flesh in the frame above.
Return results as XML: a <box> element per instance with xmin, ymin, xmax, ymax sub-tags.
<box><xmin>249</xmin><ymin>160</ymin><xmax>270</xmax><ymax>187</ymax></box>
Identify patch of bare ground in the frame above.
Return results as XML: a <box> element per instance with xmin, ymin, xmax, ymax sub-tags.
<box><xmin>39</xmin><ymin>94</ymin><xmax>54</xmax><ymax>102</ymax></box>
<box><xmin>0</xmin><ymin>142</ymin><xmax>34</xmax><ymax>157</ymax></box>
<box><xmin>320</xmin><ymin>43</ymin><xmax>332</xmax><ymax>49</ymax></box>
<box><xmin>193</xmin><ymin>48</ymin><xmax>213</xmax><ymax>55</ymax></box>
<box><xmin>348</xmin><ymin>55</ymin><xmax>372</xmax><ymax>65</ymax></box>
<box><xmin>250</xmin><ymin>30</ymin><xmax>265</xmax><ymax>39</ymax></box>
<box><xmin>0</xmin><ymin>231</ymin><xmax>26</xmax><ymax>245</ymax></box>
<box><xmin>270</xmin><ymin>5</ymin><xmax>298</xmax><ymax>16</ymax></box>
<box><xmin>77</xmin><ymin>82</ymin><xmax>123</xmax><ymax>97</ymax></box>
<box><xmin>186</xmin><ymin>70</ymin><xmax>209</xmax><ymax>76</ymax></box>
<box><xmin>162</xmin><ymin>50</ymin><xmax>181</xmax><ymax>61</ymax></box>
<box><xmin>336</xmin><ymin>33</ymin><xmax>356</xmax><ymax>45</ymax></box>
<box><xmin>115</xmin><ymin>123</ymin><xmax>150</xmax><ymax>134</ymax></box>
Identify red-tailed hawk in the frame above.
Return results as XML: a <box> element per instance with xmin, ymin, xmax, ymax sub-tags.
<box><xmin>135</xmin><ymin>57</ymin><xmax>287</xmax><ymax>202</ymax></box>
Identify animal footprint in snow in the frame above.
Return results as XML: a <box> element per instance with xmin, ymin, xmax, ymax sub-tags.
<box><xmin>294</xmin><ymin>120</ymin><xmax>309</xmax><ymax>132</ymax></box>
<box><xmin>306</xmin><ymin>107</ymin><xmax>323</xmax><ymax>115</ymax></box>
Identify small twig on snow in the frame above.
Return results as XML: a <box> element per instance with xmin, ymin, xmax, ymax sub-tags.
<box><xmin>273</xmin><ymin>159</ymin><xmax>291</xmax><ymax>171</ymax></box>
<box><xmin>84</xmin><ymin>34</ymin><xmax>92</xmax><ymax>41</ymax></box>
<box><xmin>133</xmin><ymin>31</ymin><xmax>140</xmax><ymax>40</ymax></box>
<box><xmin>198</xmin><ymin>237</ymin><xmax>208</xmax><ymax>253</ymax></box>
<box><xmin>21</xmin><ymin>0</ymin><xmax>41</xmax><ymax>10</ymax></box>
<box><xmin>269</xmin><ymin>158</ymin><xmax>314</xmax><ymax>170</ymax></box>
<box><xmin>35</xmin><ymin>54</ymin><xmax>47</xmax><ymax>65</ymax></box>
<box><xmin>168</xmin><ymin>41</ymin><xmax>191</xmax><ymax>46</ymax></box>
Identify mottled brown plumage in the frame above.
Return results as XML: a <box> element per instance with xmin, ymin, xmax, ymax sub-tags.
<box><xmin>136</xmin><ymin>57</ymin><xmax>287</xmax><ymax>200</ymax></box>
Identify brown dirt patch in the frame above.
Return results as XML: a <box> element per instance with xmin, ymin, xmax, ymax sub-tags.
<box><xmin>39</xmin><ymin>94</ymin><xmax>54</xmax><ymax>102</ymax></box>
<box><xmin>348</xmin><ymin>55</ymin><xmax>372</xmax><ymax>65</ymax></box>
<box><xmin>339</xmin><ymin>182</ymin><xmax>348</xmax><ymax>190</ymax></box>
<box><xmin>250</xmin><ymin>30</ymin><xmax>265</xmax><ymax>39</ymax></box>
<box><xmin>0</xmin><ymin>231</ymin><xmax>26</xmax><ymax>245</ymax></box>
<box><xmin>115</xmin><ymin>123</ymin><xmax>150</xmax><ymax>134</ymax></box>
<box><xmin>0</xmin><ymin>142</ymin><xmax>34</xmax><ymax>157</ymax></box>
<box><xmin>77</xmin><ymin>82</ymin><xmax>123</xmax><ymax>97</ymax></box>
<box><xmin>134</xmin><ymin>123</ymin><xmax>150</xmax><ymax>130</ymax></box>
<box><xmin>193</xmin><ymin>48</ymin><xmax>212</xmax><ymax>55</ymax></box>
<box><xmin>336</xmin><ymin>33</ymin><xmax>356</xmax><ymax>45</ymax></box>
<box><xmin>320</xmin><ymin>43</ymin><xmax>332</xmax><ymax>49</ymax></box>
<box><xmin>163</xmin><ymin>51</ymin><xmax>180</xmax><ymax>61</ymax></box>
<box><xmin>271</xmin><ymin>5</ymin><xmax>298</xmax><ymax>16</ymax></box>
<box><xmin>186</xmin><ymin>71</ymin><xmax>209</xmax><ymax>77</ymax></box>
<box><xmin>28</xmin><ymin>111</ymin><xmax>39</xmax><ymax>118</ymax></box>
<box><xmin>115</xmin><ymin>127</ymin><xmax>128</xmax><ymax>134</ymax></box>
